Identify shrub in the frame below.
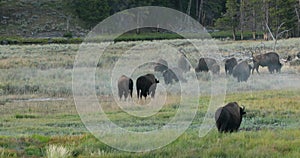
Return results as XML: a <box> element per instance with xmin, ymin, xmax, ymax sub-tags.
<box><xmin>69</xmin><ymin>38</ymin><xmax>83</xmax><ymax>44</ymax></box>
<box><xmin>25</xmin><ymin>146</ymin><xmax>42</xmax><ymax>156</ymax></box>
<box><xmin>15</xmin><ymin>114</ymin><xmax>37</xmax><ymax>119</ymax></box>
<box><xmin>51</xmin><ymin>38</ymin><xmax>68</xmax><ymax>44</ymax></box>
<box><xmin>63</xmin><ymin>32</ymin><xmax>73</xmax><ymax>38</ymax></box>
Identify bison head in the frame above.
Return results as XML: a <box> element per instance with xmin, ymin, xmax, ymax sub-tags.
<box><xmin>240</xmin><ymin>106</ymin><xmax>246</xmax><ymax>116</ymax></box>
<box><xmin>155</xmin><ymin>79</ymin><xmax>159</xmax><ymax>83</ymax></box>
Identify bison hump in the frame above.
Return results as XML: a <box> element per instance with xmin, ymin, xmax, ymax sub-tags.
<box><xmin>215</xmin><ymin>107</ymin><xmax>223</xmax><ymax>121</ymax></box>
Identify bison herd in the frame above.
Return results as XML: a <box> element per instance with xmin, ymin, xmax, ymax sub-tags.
<box><xmin>116</xmin><ymin>51</ymin><xmax>287</xmax><ymax>133</ymax></box>
<box><xmin>117</xmin><ymin>73</ymin><xmax>248</xmax><ymax>133</ymax></box>
<box><xmin>152</xmin><ymin>51</ymin><xmax>283</xmax><ymax>84</ymax></box>
<box><xmin>117</xmin><ymin>74</ymin><xmax>159</xmax><ymax>101</ymax></box>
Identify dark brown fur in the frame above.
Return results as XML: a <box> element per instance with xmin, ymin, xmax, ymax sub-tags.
<box><xmin>215</xmin><ymin>102</ymin><xmax>246</xmax><ymax>133</ymax></box>
<box><xmin>195</xmin><ymin>58</ymin><xmax>217</xmax><ymax>73</ymax></box>
<box><xmin>136</xmin><ymin>74</ymin><xmax>159</xmax><ymax>100</ymax></box>
<box><xmin>252</xmin><ymin>52</ymin><xmax>282</xmax><ymax>74</ymax></box>
<box><xmin>225</xmin><ymin>57</ymin><xmax>238</xmax><ymax>75</ymax></box>
<box><xmin>232</xmin><ymin>61</ymin><xmax>252</xmax><ymax>82</ymax></box>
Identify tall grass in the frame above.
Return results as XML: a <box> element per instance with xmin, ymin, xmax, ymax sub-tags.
<box><xmin>45</xmin><ymin>145</ymin><xmax>71</xmax><ymax>158</ymax></box>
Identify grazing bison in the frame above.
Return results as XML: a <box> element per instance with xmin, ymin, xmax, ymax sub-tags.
<box><xmin>215</xmin><ymin>102</ymin><xmax>246</xmax><ymax>133</ymax></box>
<box><xmin>154</xmin><ymin>59</ymin><xmax>168</xmax><ymax>73</ymax></box>
<box><xmin>163</xmin><ymin>67</ymin><xmax>187</xmax><ymax>85</ymax></box>
<box><xmin>211</xmin><ymin>63</ymin><xmax>220</xmax><ymax>75</ymax></box>
<box><xmin>117</xmin><ymin>75</ymin><xmax>133</xmax><ymax>100</ymax></box>
<box><xmin>232</xmin><ymin>61</ymin><xmax>252</xmax><ymax>82</ymax></box>
<box><xmin>252</xmin><ymin>52</ymin><xmax>282</xmax><ymax>74</ymax></box>
<box><xmin>225</xmin><ymin>57</ymin><xmax>238</xmax><ymax>75</ymax></box>
<box><xmin>178</xmin><ymin>54</ymin><xmax>191</xmax><ymax>73</ymax></box>
<box><xmin>136</xmin><ymin>74</ymin><xmax>159</xmax><ymax>99</ymax></box>
<box><xmin>195</xmin><ymin>58</ymin><xmax>218</xmax><ymax>74</ymax></box>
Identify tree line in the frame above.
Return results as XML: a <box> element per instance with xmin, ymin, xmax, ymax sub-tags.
<box><xmin>65</xmin><ymin>0</ymin><xmax>300</xmax><ymax>40</ymax></box>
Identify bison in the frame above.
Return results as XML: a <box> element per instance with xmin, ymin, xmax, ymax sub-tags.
<box><xmin>154</xmin><ymin>59</ymin><xmax>168</xmax><ymax>73</ymax></box>
<box><xmin>252</xmin><ymin>52</ymin><xmax>282</xmax><ymax>74</ymax></box>
<box><xmin>162</xmin><ymin>67</ymin><xmax>187</xmax><ymax>85</ymax></box>
<box><xmin>215</xmin><ymin>102</ymin><xmax>246</xmax><ymax>133</ymax></box>
<box><xmin>232</xmin><ymin>61</ymin><xmax>252</xmax><ymax>82</ymax></box>
<box><xmin>117</xmin><ymin>75</ymin><xmax>133</xmax><ymax>100</ymax></box>
<box><xmin>225</xmin><ymin>57</ymin><xmax>238</xmax><ymax>75</ymax></box>
<box><xmin>195</xmin><ymin>58</ymin><xmax>218</xmax><ymax>74</ymax></box>
<box><xmin>211</xmin><ymin>63</ymin><xmax>220</xmax><ymax>75</ymax></box>
<box><xmin>178</xmin><ymin>54</ymin><xmax>191</xmax><ymax>73</ymax></box>
<box><xmin>136</xmin><ymin>74</ymin><xmax>159</xmax><ymax>100</ymax></box>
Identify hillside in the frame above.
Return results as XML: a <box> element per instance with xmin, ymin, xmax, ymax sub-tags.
<box><xmin>0</xmin><ymin>0</ymin><xmax>88</xmax><ymax>37</ymax></box>
<box><xmin>1</xmin><ymin>0</ymin><xmax>299</xmax><ymax>40</ymax></box>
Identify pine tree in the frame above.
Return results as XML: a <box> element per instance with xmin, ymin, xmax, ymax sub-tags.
<box><xmin>215</xmin><ymin>0</ymin><xmax>239</xmax><ymax>40</ymax></box>
<box><xmin>269</xmin><ymin>0</ymin><xmax>298</xmax><ymax>37</ymax></box>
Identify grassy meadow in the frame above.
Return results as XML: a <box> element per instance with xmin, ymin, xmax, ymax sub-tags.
<box><xmin>0</xmin><ymin>38</ymin><xmax>300</xmax><ymax>157</ymax></box>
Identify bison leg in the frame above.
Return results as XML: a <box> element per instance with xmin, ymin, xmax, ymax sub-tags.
<box><xmin>118</xmin><ymin>89</ymin><xmax>123</xmax><ymax>100</ymax></box>
<box><xmin>137</xmin><ymin>89</ymin><xmax>141</xmax><ymax>100</ymax></box>
<box><xmin>129</xmin><ymin>90</ymin><xmax>133</xmax><ymax>98</ymax></box>
<box><xmin>276</xmin><ymin>68</ymin><xmax>280</xmax><ymax>73</ymax></box>
<box><xmin>142</xmin><ymin>91</ymin><xmax>147</xmax><ymax>100</ymax></box>
<box><xmin>216</xmin><ymin>122</ymin><xmax>222</xmax><ymax>132</ymax></box>
<box><xmin>129</xmin><ymin>79</ymin><xmax>133</xmax><ymax>98</ymax></box>
<box><xmin>255</xmin><ymin>66</ymin><xmax>260</xmax><ymax>74</ymax></box>
<box><xmin>252</xmin><ymin>63</ymin><xmax>260</xmax><ymax>74</ymax></box>
<box><xmin>149</xmin><ymin>84</ymin><xmax>157</xmax><ymax>98</ymax></box>
<box><xmin>268</xmin><ymin>65</ymin><xmax>275</xmax><ymax>74</ymax></box>
<box><xmin>124</xmin><ymin>90</ymin><xmax>129</xmax><ymax>100</ymax></box>
<box><xmin>275</xmin><ymin>64</ymin><xmax>282</xmax><ymax>73</ymax></box>
<box><xmin>219</xmin><ymin>122</ymin><xmax>229</xmax><ymax>133</ymax></box>
<box><xmin>268</xmin><ymin>66</ymin><xmax>271</xmax><ymax>73</ymax></box>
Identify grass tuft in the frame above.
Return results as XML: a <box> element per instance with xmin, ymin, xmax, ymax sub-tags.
<box><xmin>45</xmin><ymin>144</ymin><xmax>71</xmax><ymax>158</ymax></box>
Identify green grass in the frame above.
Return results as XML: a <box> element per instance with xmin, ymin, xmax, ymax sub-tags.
<box><xmin>1</xmin><ymin>129</ymin><xmax>300</xmax><ymax>157</ymax></box>
<box><xmin>0</xmin><ymin>36</ymin><xmax>83</xmax><ymax>44</ymax></box>
<box><xmin>0</xmin><ymin>90</ymin><xmax>300</xmax><ymax>157</ymax></box>
<box><xmin>0</xmin><ymin>39</ymin><xmax>300</xmax><ymax>157</ymax></box>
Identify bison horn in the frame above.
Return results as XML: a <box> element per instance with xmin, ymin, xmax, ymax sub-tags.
<box><xmin>242</xmin><ymin>105</ymin><xmax>245</xmax><ymax>111</ymax></box>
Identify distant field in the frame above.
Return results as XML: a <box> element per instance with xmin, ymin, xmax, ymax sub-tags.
<box><xmin>0</xmin><ymin>38</ymin><xmax>299</xmax><ymax>157</ymax></box>
<box><xmin>0</xmin><ymin>30</ymin><xmax>263</xmax><ymax>44</ymax></box>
